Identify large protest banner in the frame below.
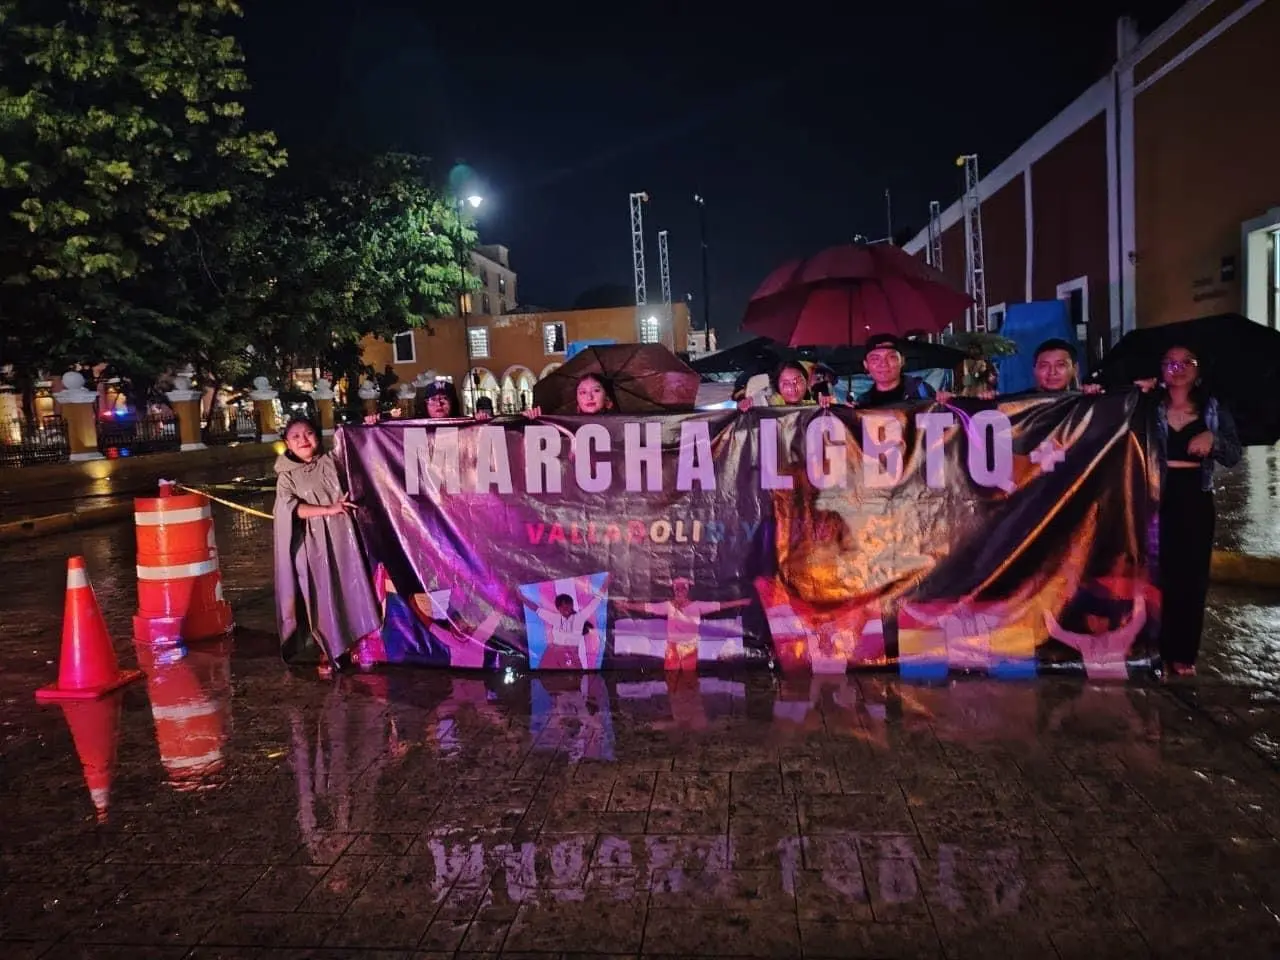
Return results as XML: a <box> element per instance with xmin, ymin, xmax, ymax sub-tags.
<box><xmin>339</xmin><ymin>391</ymin><xmax>1159</xmax><ymax>678</ymax></box>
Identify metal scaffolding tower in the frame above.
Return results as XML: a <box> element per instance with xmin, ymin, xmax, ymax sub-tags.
<box><xmin>958</xmin><ymin>155</ymin><xmax>988</xmax><ymax>332</ymax></box>
<box><xmin>926</xmin><ymin>200</ymin><xmax>947</xmax><ymax>339</ymax></box>
<box><xmin>630</xmin><ymin>192</ymin><xmax>649</xmax><ymax>308</ymax></box>
<box><xmin>926</xmin><ymin>200</ymin><xmax>943</xmax><ymax>271</ymax></box>
<box><xmin>657</xmin><ymin>229</ymin><xmax>672</xmax><ymax>326</ymax></box>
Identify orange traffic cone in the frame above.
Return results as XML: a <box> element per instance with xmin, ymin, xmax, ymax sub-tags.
<box><xmin>36</xmin><ymin>557</ymin><xmax>143</xmax><ymax>702</ymax></box>
<box><xmin>58</xmin><ymin>694</ymin><xmax>123</xmax><ymax>823</ymax></box>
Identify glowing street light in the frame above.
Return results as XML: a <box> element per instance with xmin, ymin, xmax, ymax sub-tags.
<box><xmin>455</xmin><ymin>188</ymin><xmax>485</xmax><ymax>410</ymax></box>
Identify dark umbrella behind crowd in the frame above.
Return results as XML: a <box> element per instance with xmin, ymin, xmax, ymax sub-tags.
<box><xmin>532</xmin><ymin>343</ymin><xmax>700</xmax><ymax>415</ymax></box>
<box><xmin>792</xmin><ymin>340</ymin><xmax>966</xmax><ymax>378</ymax></box>
<box><xmin>690</xmin><ymin>336</ymin><xmax>965</xmax><ymax>381</ymax></box>
<box><xmin>1095</xmin><ymin>313</ymin><xmax>1280</xmax><ymax>446</ymax></box>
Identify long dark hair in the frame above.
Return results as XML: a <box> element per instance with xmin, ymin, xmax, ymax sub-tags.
<box><xmin>281</xmin><ymin>415</ymin><xmax>323</xmax><ymax>462</ymax></box>
<box><xmin>577</xmin><ymin>372</ymin><xmax>619</xmax><ymax>412</ymax></box>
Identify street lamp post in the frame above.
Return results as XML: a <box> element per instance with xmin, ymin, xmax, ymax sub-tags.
<box><xmin>457</xmin><ymin>194</ymin><xmax>482</xmax><ymax>412</ymax></box>
<box><xmin>693</xmin><ymin>194</ymin><xmax>710</xmax><ymax>336</ymax></box>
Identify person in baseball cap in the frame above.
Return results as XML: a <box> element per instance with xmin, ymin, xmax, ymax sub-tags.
<box><xmin>858</xmin><ymin>334</ymin><xmax>951</xmax><ymax>407</ymax></box>
<box><xmin>420</xmin><ymin>379</ymin><xmax>462</xmax><ymax>418</ymax></box>
<box><xmin>364</xmin><ymin>377</ymin><xmax>471</xmax><ymax>423</ymax></box>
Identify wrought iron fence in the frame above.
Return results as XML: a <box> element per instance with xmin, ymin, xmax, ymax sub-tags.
<box><xmin>0</xmin><ymin>416</ymin><xmax>71</xmax><ymax>468</ymax></box>
<box><xmin>97</xmin><ymin>411</ymin><xmax>180</xmax><ymax>457</ymax></box>
<box><xmin>203</xmin><ymin>407</ymin><xmax>259</xmax><ymax>445</ymax></box>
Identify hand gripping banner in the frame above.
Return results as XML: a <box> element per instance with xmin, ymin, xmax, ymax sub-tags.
<box><xmin>337</xmin><ymin>391</ymin><xmax>1159</xmax><ymax>678</ymax></box>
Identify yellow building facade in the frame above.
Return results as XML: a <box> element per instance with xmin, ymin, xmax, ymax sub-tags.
<box><xmin>361</xmin><ymin>300</ymin><xmax>692</xmax><ymax>414</ymax></box>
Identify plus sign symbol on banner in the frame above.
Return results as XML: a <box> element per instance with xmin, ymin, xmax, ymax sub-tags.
<box><xmin>1029</xmin><ymin>438</ymin><xmax>1067</xmax><ymax>472</ymax></box>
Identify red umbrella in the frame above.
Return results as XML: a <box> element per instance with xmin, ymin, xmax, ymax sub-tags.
<box><xmin>742</xmin><ymin>243</ymin><xmax>972</xmax><ymax>346</ymax></box>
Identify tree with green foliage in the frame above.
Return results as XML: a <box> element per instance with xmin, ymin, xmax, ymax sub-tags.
<box><xmin>0</xmin><ymin>0</ymin><xmax>286</xmax><ymax>401</ymax></box>
<box><xmin>205</xmin><ymin>151</ymin><xmax>478</xmax><ymax>391</ymax></box>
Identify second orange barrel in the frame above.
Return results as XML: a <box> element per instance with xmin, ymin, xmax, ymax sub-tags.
<box><xmin>133</xmin><ymin>483</ymin><xmax>234</xmax><ymax>645</ymax></box>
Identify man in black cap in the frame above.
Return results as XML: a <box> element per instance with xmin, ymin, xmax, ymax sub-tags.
<box><xmin>857</xmin><ymin>334</ymin><xmax>950</xmax><ymax>408</ymax></box>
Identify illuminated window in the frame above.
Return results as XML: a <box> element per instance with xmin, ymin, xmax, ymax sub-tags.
<box><xmin>543</xmin><ymin>322</ymin><xmax>566</xmax><ymax>354</ymax></box>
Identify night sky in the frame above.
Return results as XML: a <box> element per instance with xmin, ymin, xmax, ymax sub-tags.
<box><xmin>238</xmin><ymin>1</ymin><xmax>1182</xmax><ymax>342</ymax></box>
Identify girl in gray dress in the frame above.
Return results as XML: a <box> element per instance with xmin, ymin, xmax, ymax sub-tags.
<box><xmin>273</xmin><ymin>417</ymin><xmax>382</xmax><ymax>676</ymax></box>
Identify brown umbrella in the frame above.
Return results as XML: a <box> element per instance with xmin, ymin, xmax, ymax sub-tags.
<box><xmin>532</xmin><ymin>343</ymin><xmax>700</xmax><ymax>415</ymax></box>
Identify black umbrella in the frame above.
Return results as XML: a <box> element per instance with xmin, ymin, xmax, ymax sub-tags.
<box><xmin>1095</xmin><ymin>313</ymin><xmax>1280</xmax><ymax>446</ymax></box>
<box><xmin>688</xmin><ymin>337</ymin><xmax>782</xmax><ymax>379</ymax></box>
<box><xmin>791</xmin><ymin>340</ymin><xmax>966</xmax><ymax>377</ymax></box>
<box><xmin>690</xmin><ymin>336</ymin><xmax>964</xmax><ymax>381</ymax></box>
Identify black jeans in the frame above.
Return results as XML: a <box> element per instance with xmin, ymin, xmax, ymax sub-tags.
<box><xmin>1158</xmin><ymin>468</ymin><xmax>1216</xmax><ymax>665</ymax></box>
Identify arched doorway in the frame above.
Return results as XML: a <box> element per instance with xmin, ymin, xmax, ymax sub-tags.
<box><xmin>501</xmin><ymin>365</ymin><xmax>537</xmax><ymax>412</ymax></box>
<box><xmin>462</xmin><ymin>367</ymin><xmax>499</xmax><ymax>415</ymax></box>
<box><xmin>538</xmin><ymin>362</ymin><xmax>563</xmax><ymax>380</ymax></box>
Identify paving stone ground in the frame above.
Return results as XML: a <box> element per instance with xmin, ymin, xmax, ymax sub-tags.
<box><xmin>2</xmin><ymin>497</ymin><xmax>1280</xmax><ymax>958</ymax></box>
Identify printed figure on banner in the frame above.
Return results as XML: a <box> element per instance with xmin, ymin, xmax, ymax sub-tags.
<box><xmin>520</xmin><ymin>574</ymin><xmax>611</xmax><ymax>670</ymax></box>
<box><xmin>372</xmin><ymin>564</ymin><xmax>503</xmax><ymax>669</ymax></box>
<box><xmin>754</xmin><ymin>576</ymin><xmax>885</xmax><ymax>674</ymax></box>
<box><xmin>613</xmin><ymin>577</ymin><xmax>752</xmax><ymax>671</ymax></box>
<box><xmin>1041</xmin><ymin>553</ymin><xmax>1155</xmax><ymax>680</ymax></box>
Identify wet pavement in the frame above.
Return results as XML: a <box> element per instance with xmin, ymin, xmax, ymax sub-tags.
<box><xmin>2</xmin><ymin>496</ymin><xmax>1280</xmax><ymax>957</ymax></box>
<box><xmin>1216</xmin><ymin>446</ymin><xmax>1280</xmax><ymax>559</ymax></box>
<box><xmin>0</xmin><ymin>453</ymin><xmax>276</xmax><ymax>523</ymax></box>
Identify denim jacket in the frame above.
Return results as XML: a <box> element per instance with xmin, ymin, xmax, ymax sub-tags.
<box><xmin>1154</xmin><ymin>396</ymin><xmax>1243</xmax><ymax>492</ymax></box>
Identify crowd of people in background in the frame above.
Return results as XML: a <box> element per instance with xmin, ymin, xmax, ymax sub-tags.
<box><xmin>273</xmin><ymin>333</ymin><xmax>1239</xmax><ymax>682</ymax></box>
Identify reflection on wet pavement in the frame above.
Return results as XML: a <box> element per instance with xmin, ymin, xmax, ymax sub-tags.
<box><xmin>1</xmin><ymin>485</ymin><xmax>1280</xmax><ymax>956</ymax></box>
<box><xmin>1204</xmin><ymin>586</ymin><xmax>1280</xmax><ymax>692</ymax></box>
<box><xmin>1217</xmin><ymin>446</ymin><xmax>1280</xmax><ymax>558</ymax></box>
<box><xmin>5</xmin><ymin>652</ymin><xmax>1280</xmax><ymax>957</ymax></box>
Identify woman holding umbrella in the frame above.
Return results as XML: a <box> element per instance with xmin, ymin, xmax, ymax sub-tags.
<box><xmin>1140</xmin><ymin>344</ymin><xmax>1242</xmax><ymax>676</ymax></box>
<box><xmin>522</xmin><ymin>373</ymin><xmax>619</xmax><ymax>462</ymax></box>
<box><xmin>526</xmin><ymin>372</ymin><xmax>617</xmax><ymax>418</ymax></box>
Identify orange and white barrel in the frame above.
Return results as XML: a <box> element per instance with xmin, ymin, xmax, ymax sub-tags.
<box><xmin>133</xmin><ymin>483</ymin><xmax>234</xmax><ymax>645</ymax></box>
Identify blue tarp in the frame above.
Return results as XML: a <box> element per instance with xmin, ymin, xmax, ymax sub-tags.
<box><xmin>994</xmin><ymin>301</ymin><xmax>1082</xmax><ymax>393</ymax></box>
<box><xmin>565</xmin><ymin>339</ymin><xmax>618</xmax><ymax>359</ymax></box>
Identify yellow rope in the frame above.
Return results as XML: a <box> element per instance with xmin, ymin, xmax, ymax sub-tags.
<box><xmin>174</xmin><ymin>482</ymin><xmax>274</xmax><ymax>521</ymax></box>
